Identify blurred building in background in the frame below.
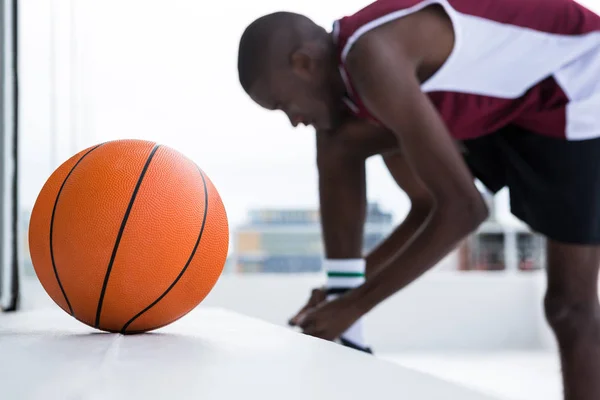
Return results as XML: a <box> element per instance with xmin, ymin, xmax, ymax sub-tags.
<box><xmin>457</xmin><ymin>189</ymin><xmax>546</xmax><ymax>271</ymax></box>
<box><xmin>232</xmin><ymin>190</ymin><xmax>546</xmax><ymax>274</ymax></box>
<box><xmin>232</xmin><ymin>202</ymin><xmax>394</xmax><ymax>273</ymax></box>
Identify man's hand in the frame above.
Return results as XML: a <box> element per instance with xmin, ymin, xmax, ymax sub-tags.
<box><xmin>296</xmin><ymin>291</ymin><xmax>365</xmax><ymax>341</ymax></box>
<box><xmin>288</xmin><ymin>287</ymin><xmax>327</xmax><ymax>327</ymax></box>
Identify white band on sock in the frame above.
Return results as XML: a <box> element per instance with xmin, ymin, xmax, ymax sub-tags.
<box><xmin>324</xmin><ymin>259</ymin><xmax>366</xmax><ymax>289</ymax></box>
<box><xmin>323</xmin><ymin>258</ymin><xmax>369</xmax><ymax>350</ymax></box>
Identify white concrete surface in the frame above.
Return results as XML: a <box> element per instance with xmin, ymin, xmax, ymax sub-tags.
<box><xmin>0</xmin><ymin>307</ymin><xmax>501</xmax><ymax>400</ymax></box>
<box><xmin>383</xmin><ymin>351</ymin><xmax>563</xmax><ymax>400</ymax></box>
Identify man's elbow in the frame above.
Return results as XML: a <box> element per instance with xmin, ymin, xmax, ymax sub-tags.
<box><xmin>464</xmin><ymin>195</ymin><xmax>489</xmax><ymax>228</ymax></box>
<box><xmin>436</xmin><ymin>192</ymin><xmax>488</xmax><ymax>234</ymax></box>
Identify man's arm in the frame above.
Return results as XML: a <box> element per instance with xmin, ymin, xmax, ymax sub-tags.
<box><xmin>290</xmin><ymin>123</ymin><xmax>434</xmax><ymax>326</ymax></box>
<box><xmin>316</xmin><ymin>117</ymin><xmax>397</xmax><ymax>261</ymax></box>
<box><xmin>365</xmin><ymin>152</ymin><xmax>434</xmax><ymax>278</ymax></box>
<box><xmin>315</xmin><ymin>118</ymin><xmax>433</xmax><ymax>274</ymax></box>
<box><xmin>345</xmin><ymin>9</ymin><xmax>488</xmax><ymax>312</ymax></box>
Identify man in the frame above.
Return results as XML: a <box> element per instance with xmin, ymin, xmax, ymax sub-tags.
<box><xmin>236</xmin><ymin>1</ymin><xmax>600</xmax><ymax>399</ymax></box>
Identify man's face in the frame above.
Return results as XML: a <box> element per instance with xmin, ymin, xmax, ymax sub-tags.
<box><xmin>249</xmin><ymin>66</ymin><xmax>342</xmax><ymax>131</ymax></box>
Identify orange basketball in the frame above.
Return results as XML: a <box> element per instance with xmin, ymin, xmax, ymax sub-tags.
<box><xmin>28</xmin><ymin>139</ymin><xmax>228</xmax><ymax>333</ymax></box>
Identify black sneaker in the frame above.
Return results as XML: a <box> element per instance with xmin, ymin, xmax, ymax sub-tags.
<box><xmin>339</xmin><ymin>336</ymin><xmax>373</xmax><ymax>354</ymax></box>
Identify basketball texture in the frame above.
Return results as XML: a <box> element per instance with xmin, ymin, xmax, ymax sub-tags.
<box><xmin>28</xmin><ymin>139</ymin><xmax>228</xmax><ymax>333</ymax></box>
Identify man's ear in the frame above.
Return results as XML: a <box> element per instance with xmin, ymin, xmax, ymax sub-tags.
<box><xmin>290</xmin><ymin>44</ymin><xmax>319</xmax><ymax>80</ymax></box>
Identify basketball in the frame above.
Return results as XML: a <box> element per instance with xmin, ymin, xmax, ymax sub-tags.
<box><xmin>28</xmin><ymin>139</ymin><xmax>229</xmax><ymax>333</ymax></box>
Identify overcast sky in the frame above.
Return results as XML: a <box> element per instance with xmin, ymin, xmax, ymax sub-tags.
<box><xmin>17</xmin><ymin>0</ymin><xmax>600</xmax><ymax>231</ymax></box>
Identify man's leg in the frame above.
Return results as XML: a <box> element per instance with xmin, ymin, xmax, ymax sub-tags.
<box><xmin>462</xmin><ymin>125</ymin><xmax>600</xmax><ymax>399</ymax></box>
<box><xmin>544</xmin><ymin>240</ymin><xmax>600</xmax><ymax>400</ymax></box>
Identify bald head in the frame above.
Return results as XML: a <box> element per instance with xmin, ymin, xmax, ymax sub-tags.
<box><xmin>237</xmin><ymin>12</ymin><xmax>328</xmax><ymax>93</ymax></box>
<box><xmin>237</xmin><ymin>12</ymin><xmax>344</xmax><ymax>132</ymax></box>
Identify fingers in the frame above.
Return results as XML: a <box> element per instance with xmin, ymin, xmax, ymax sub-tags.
<box><xmin>296</xmin><ymin>311</ymin><xmax>315</xmax><ymax>333</ymax></box>
<box><xmin>288</xmin><ymin>309</ymin><xmax>309</xmax><ymax>327</ymax></box>
<box><xmin>297</xmin><ymin>311</ymin><xmax>326</xmax><ymax>338</ymax></box>
<box><xmin>289</xmin><ymin>301</ymin><xmax>314</xmax><ymax>326</ymax></box>
<box><xmin>299</xmin><ymin>314</ymin><xmax>334</xmax><ymax>341</ymax></box>
<box><xmin>288</xmin><ymin>288</ymin><xmax>326</xmax><ymax>326</ymax></box>
<box><xmin>307</xmin><ymin>287</ymin><xmax>327</xmax><ymax>305</ymax></box>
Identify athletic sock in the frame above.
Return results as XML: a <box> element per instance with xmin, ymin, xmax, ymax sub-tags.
<box><xmin>324</xmin><ymin>259</ymin><xmax>372</xmax><ymax>353</ymax></box>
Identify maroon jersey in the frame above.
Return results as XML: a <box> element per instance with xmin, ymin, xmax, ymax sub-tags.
<box><xmin>333</xmin><ymin>0</ymin><xmax>600</xmax><ymax>140</ymax></box>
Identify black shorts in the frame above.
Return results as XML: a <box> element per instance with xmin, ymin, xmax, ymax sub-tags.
<box><xmin>461</xmin><ymin>125</ymin><xmax>600</xmax><ymax>245</ymax></box>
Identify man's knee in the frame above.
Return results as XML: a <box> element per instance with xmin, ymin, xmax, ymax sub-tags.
<box><xmin>544</xmin><ymin>292</ymin><xmax>600</xmax><ymax>340</ymax></box>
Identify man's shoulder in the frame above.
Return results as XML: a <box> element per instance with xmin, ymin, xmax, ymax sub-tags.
<box><xmin>335</xmin><ymin>0</ymin><xmax>445</xmax><ymax>63</ymax></box>
<box><xmin>334</xmin><ymin>0</ymin><xmax>430</xmax><ymax>45</ymax></box>
<box><xmin>343</xmin><ymin>7</ymin><xmax>443</xmax><ymax>76</ymax></box>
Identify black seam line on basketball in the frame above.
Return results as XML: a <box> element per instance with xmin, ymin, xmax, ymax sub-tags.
<box><xmin>94</xmin><ymin>144</ymin><xmax>161</xmax><ymax>329</ymax></box>
<box><xmin>50</xmin><ymin>144</ymin><xmax>105</xmax><ymax>316</ymax></box>
<box><xmin>119</xmin><ymin>166</ymin><xmax>209</xmax><ymax>333</ymax></box>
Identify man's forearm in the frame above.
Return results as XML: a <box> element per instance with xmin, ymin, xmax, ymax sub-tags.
<box><xmin>355</xmin><ymin>205</ymin><xmax>485</xmax><ymax>313</ymax></box>
<box><xmin>318</xmin><ymin>150</ymin><xmax>366</xmax><ymax>259</ymax></box>
<box><xmin>317</xmin><ymin>145</ymin><xmax>434</xmax><ymax>275</ymax></box>
<box><xmin>365</xmin><ymin>205</ymin><xmax>430</xmax><ymax>279</ymax></box>
<box><xmin>316</xmin><ymin>119</ymin><xmax>399</xmax><ymax>259</ymax></box>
